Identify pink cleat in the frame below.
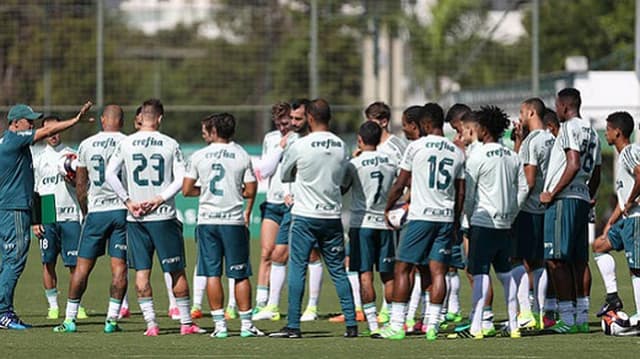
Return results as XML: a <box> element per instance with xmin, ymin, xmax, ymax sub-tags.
<box><xmin>180</xmin><ymin>323</ymin><xmax>207</xmax><ymax>335</ymax></box>
<box><xmin>413</xmin><ymin>321</ymin><xmax>425</xmax><ymax>333</ymax></box>
<box><xmin>168</xmin><ymin>307</ymin><xmax>180</xmax><ymax>320</ymax></box>
<box><xmin>144</xmin><ymin>326</ymin><xmax>160</xmax><ymax>336</ymax></box>
<box><xmin>119</xmin><ymin>307</ymin><xmax>131</xmax><ymax>319</ymax></box>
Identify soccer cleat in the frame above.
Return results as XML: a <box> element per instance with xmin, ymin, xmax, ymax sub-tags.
<box><xmin>545</xmin><ymin>320</ymin><xmax>577</xmax><ymax>334</ymax></box>
<box><xmin>445</xmin><ymin>312</ymin><xmax>463</xmax><ymax>323</ymax></box>
<box><xmin>596</xmin><ymin>295</ymin><xmax>623</xmax><ymax>317</ymax></box>
<box><xmin>77</xmin><ymin>306</ymin><xmax>89</xmax><ymax>319</ymax></box>
<box><xmin>576</xmin><ymin>322</ymin><xmax>590</xmax><ymax>333</ymax></box>
<box><xmin>0</xmin><ymin>312</ymin><xmax>27</xmax><ymax>330</ymax></box>
<box><xmin>241</xmin><ymin>325</ymin><xmax>265</xmax><ymax>337</ymax></box>
<box><xmin>361</xmin><ymin>328</ymin><xmax>381</xmax><ymax>337</ymax></box>
<box><xmin>518</xmin><ymin>311</ymin><xmax>537</xmax><ymax>330</ymax></box>
<box><xmin>447</xmin><ymin>326</ymin><xmax>483</xmax><ymax>339</ymax></box>
<box><xmin>542</xmin><ymin>312</ymin><xmax>557</xmax><ymax>329</ymax></box>
<box><xmin>53</xmin><ymin>319</ymin><xmax>77</xmax><ymax>333</ymax></box>
<box><xmin>104</xmin><ymin>320</ymin><xmax>122</xmax><ymax>333</ymax></box>
<box><xmin>377</xmin><ymin>307</ymin><xmax>390</xmax><ymax>324</ymax></box>
<box><xmin>378</xmin><ymin>325</ymin><xmax>406</xmax><ymax>340</ymax></box>
<box><xmin>168</xmin><ymin>307</ymin><xmax>180</xmax><ymax>320</ymax></box>
<box><xmin>224</xmin><ymin>306</ymin><xmax>239</xmax><ymax>320</ymax></box>
<box><xmin>210</xmin><ymin>327</ymin><xmax>229</xmax><ymax>338</ymax></box>
<box><xmin>481</xmin><ymin>322</ymin><xmax>497</xmax><ymax>337</ymax></box>
<box><xmin>180</xmin><ymin>323</ymin><xmax>207</xmax><ymax>335</ymax></box>
<box><xmin>500</xmin><ymin>326</ymin><xmax>521</xmax><ymax>338</ymax></box>
<box><xmin>329</xmin><ymin>313</ymin><xmax>345</xmax><ymax>323</ymax></box>
<box><xmin>252</xmin><ymin>304</ymin><xmax>280</xmax><ymax>321</ymax></box>
<box><xmin>414</xmin><ymin>321</ymin><xmax>425</xmax><ymax>333</ymax></box>
<box><xmin>118</xmin><ymin>307</ymin><xmax>131</xmax><ymax>319</ymax></box>
<box><xmin>144</xmin><ymin>325</ymin><xmax>160</xmax><ymax>336</ymax></box>
<box><xmin>356</xmin><ymin>310</ymin><xmax>365</xmax><ymax>322</ymax></box>
<box><xmin>344</xmin><ymin>325</ymin><xmax>358</xmax><ymax>338</ymax></box>
<box><xmin>191</xmin><ymin>307</ymin><xmax>203</xmax><ymax>319</ymax></box>
<box><xmin>47</xmin><ymin>307</ymin><xmax>59</xmax><ymax>320</ymax></box>
<box><xmin>269</xmin><ymin>326</ymin><xmax>302</xmax><ymax>338</ymax></box>
<box><xmin>300</xmin><ymin>306</ymin><xmax>318</xmax><ymax>322</ymax></box>
<box><xmin>425</xmin><ymin>327</ymin><xmax>438</xmax><ymax>341</ymax></box>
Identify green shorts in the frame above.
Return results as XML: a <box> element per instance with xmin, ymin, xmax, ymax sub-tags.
<box><xmin>195</xmin><ymin>224</ymin><xmax>252</xmax><ymax>279</ymax></box>
<box><xmin>467</xmin><ymin>226</ymin><xmax>512</xmax><ymax>275</ymax></box>
<box><xmin>607</xmin><ymin>217</ymin><xmax>640</xmax><ymax>270</ymax></box>
<box><xmin>275</xmin><ymin>209</ymin><xmax>292</xmax><ymax>245</ymax></box>
<box><xmin>544</xmin><ymin>198</ymin><xmax>590</xmax><ymax>262</ymax></box>
<box><xmin>513</xmin><ymin>211</ymin><xmax>545</xmax><ymax>261</ymax></box>
<box><xmin>40</xmin><ymin>221</ymin><xmax>81</xmax><ymax>267</ymax></box>
<box><xmin>449</xmin><ymin>241</ymin><xmax>466</xmax><ymax>269</ymax></box>
<box><xmin>77</xmin><ymin>210</ymin><xmax>127</xmax><ymax>260</ymax></box>
<box><xmin>348</xmin><ymin>227</ymin><xmax>395</xmax><ymax>273</ymax></box>
<box><xmin>127</xmin><ymin>219</ymin><xmax>185</xmax><ymax>273</ymax></box>
<box><xmin>260</xmin><ymin>202</ymin><xmax>288</xmax><ymax>224</ymax></box>
<box><xmin>396</xmin><ymin>220</ymin><xmax>452</xmax><ymax>266</ymax></box>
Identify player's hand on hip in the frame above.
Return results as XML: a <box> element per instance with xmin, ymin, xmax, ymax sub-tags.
<box><xmin>284</xmin><ymin>194</ymin><xmax>294</xmax><ymax>206</ymax></box>
<box><xmin>243</xmin><ymin>210</ymin><xmax>251</xmax><ymax>227</ymax></box>
<box><xmin>32</xmin><ymin>224</ymin><xmax>45</xmax><ymax>238</ymax></box>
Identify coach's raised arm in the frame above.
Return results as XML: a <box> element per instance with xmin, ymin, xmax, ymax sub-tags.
<box><xmin>32</xmin><ymin>101</ymin><xmax>93</xmax><ymax>143</ymax></box>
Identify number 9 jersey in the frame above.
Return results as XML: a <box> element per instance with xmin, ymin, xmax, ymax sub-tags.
<box><xmin>76</xmin><ymin>131</ymin><xmax>127</xmax><ymax>213</ymax></box>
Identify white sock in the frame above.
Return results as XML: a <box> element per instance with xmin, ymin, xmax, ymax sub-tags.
<box><xmin>407</xmin><ymin>273</ymin><xmax>422</xmax><ymax>321</ymax></box>
<box><xmin>267</xmin><ymin>263</ymin><xmax>286</xmax><ymax>307</ymax></box>
<box><xmin>512</xmin><ymin>265</ymin><xmax>532</xmax><ymax>313</ymax></box>
<box><xmin>594</xmin><ymin>253</ymin><xmax>618</xmax><ymax>294</ymax></box>
<box><xmin>390</xmin><ymin>302</ymin><xmax>408</xmax><ymax>331</ymax></box>
<box><xmin>176</xmin><ymin>296</ymin><xmax>192</xmax><ymax>325</ymax></box>
<box><xmin>426</xmin><ymin>303</ymin><xmax>442</xmax><ymax>331</ymax></box>
<box><xmin>227</xmin><ymin>278</ymin><xmax>237</xmax><ymax>308</ymax></box>
<box><xmin>347</xmin><ymin>272</ymin><xmax>362</xmax><ymax>309</ymax></box>
<box><xmin>421</xmin><ymin>291</ymin><xmax>430</xmax><ymax>324</ymax></box>
<box><xmin>192</xmin><ymin>274</ymin><xmax>207</xmax><ymax>310</ymax></box>
<box><xmin>381</xmin><ymin>281</ymin><xmax>388</xmax><ymax>312</ymax></box>
<box><xmin>122</xmin><ymin>291</ymin><xmax>129</xmax><ymax>310</ymax></box>
<box><xmin>532</xmin><ymin>268</ymin><xmax>546</xmax><ymax>313</ymax></box>
<box><xmin>545</xmin><ymin>297</ymin><xmax>558</xmax><ymax>313</ymax></box>
<box><xmin>211</xmin><ymin>309</ymin><xmax>227</xmax><ymax>331</ymax></box>
<box><xmin>471</xmin><ymin>274</ymin><xmax>489</xmax><ymax>335</ymax></box>
<box><xmin>239</xmin><ymin>309</ymin><xmax>253</xmax><ymax>331</ymax></box>
<box><xmin>497</xmin><ymin>271</ymin><xmax>518</xmax><ymax>331</ymax></box>
<box><xmin>443</xmin><ymin>273</ymin><xmax>452</xmax><ymax>313</ymax></box>
<box><xmin>256</xmin><ymin>285</ymin><xmax>269</xmax><ymax>307</ymax></box>
<box><xmin>363</xmin><ymin>302</ymin><xmax>378</xmax><ymax>331</ymax></box>
<box><xmin>164</xmin><ymin>273</ymin><xmax>177</xmax><ymax>309</ymax></box>
<box><xmin>575</xmin><ymin>297</ymin><xmax>589</xmax><ymax>325</ymax></box>
<box><xmin>448</xmin><ymin>272</ymin><xmax>461</xmax><ymax>314</ymax></box>
<box><xmin>632</xmin><ymin>276</ymin><xmax>640</xmax><ymax>316</ymax></box>
<box><xmin>139</xmin><ymin>297</ymin><xmax>158</xmax><ymax>329</ymax></box>
<box><xmin>106</xmin><ymin>297</ymin><xmax>122</xmax><ymax>321</ymax></box>
<box><xmin>65</xmin><ymin>299</ymin><xmax>80</xmax><ymax>321</ymax></box>
<box><xmin>558</xmin><ymin>300</ymin><xmax>575</xmax><ymax>326</ymax></box>
<box><xmin>45</xmin><ymin>288</ymin><xmax>59</xmax><ymax>309</ymax></box>
<box><xmin>307</xmin><ymin>261</ymin><xmax>323</xmax><ymax>308</ymax></box>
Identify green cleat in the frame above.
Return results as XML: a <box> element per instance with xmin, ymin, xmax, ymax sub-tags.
<box><xmin>377</xmin><ymin>307</ymin><xmax>390</xmax><ymax>324</ymax></box>
<box><xmin>47</xmin><ymin>307</ymin><xmax>59</xmax><ymax>320</ymax></box>
<box><xmin>104</xmin><ymin>319</ymin><xmax>122</xmax><ymax>333</ymax></box>
<box><xmin>225</xmin><ymin>306</ymin><xmax>238</xmax><ymax>320</ymax></box>
<box><xmin>445</xmin><ymin>312</ymin><xmax>463</xmax><ymax>323</ymax></box>
<box><xmin>518</xmin><ymin>311</ymin><xmax>537</xmax><ymax>330</ymax></box>
<box><xmin>361</xmin><ymin>328</ymin><xmax>381</xmax><ymax>337</ymax></box>
<box><xmin>379</xmin><ymin>325</ymin><xmax>405</xmax><ymax>340</ymax></box>
<box><xmin>576</xmin><ymin>322</ymin><xmax>589</xmax><ymax>333</ymax></box>
<box><xmin>426</xmin><ymin>327</ymin><xmax>438</xmax><ymax>341</ymax></box>
<box><xmin>546</xmin><ymin>320</ymin><xmax>578</xmax><ymax>334</ymax></box>
<box><xmin>53</xmin><ymin>319</ymin><xmax>77</xmax><ymax>333</ymax></box>
<box><xmin>77</xmin><ymin>306</ymin><xmax>89</xmax><ymax>320</ymax></box>
<box><xmin>405</xmin><ymin>318</ymin><xmax>416</xmax><ymax>332</ymax></box>
<box><xmin>482</xmin><ymin>326</ymin><xmax>497</xmax><ymax>337</ymax></box>
<box><xmin>210</xmin><ymin>328</ymin><xmax>228</xmax><ymax>339</ymax></box>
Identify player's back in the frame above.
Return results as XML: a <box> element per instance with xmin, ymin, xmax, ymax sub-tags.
<box><xmin>378</xmin><ymin>134</ymin><xmax>408</xmax><ymax>166</ymax></box>
<box><xmin>77</xmin><ymin>131</ymin><xmax>126</xmax><ymax>212</ymax></box>
<box><xmin>519</xmin><ymin>129</ymin><xmax>554</xmax><ymax>214</ymax></box>
<box><xmin>347</xmin><ymin>150</ymin><xmax>396</xmax><ymax>228</ymax></box>
<box><xmin>190</xmin><ymin>142</ymin><xmax>254</xmax><ymax>225</ymax></box>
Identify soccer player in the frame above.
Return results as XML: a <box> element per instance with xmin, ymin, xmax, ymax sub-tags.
<box><xmin>511</xmin><ymin>98</ymin><xmax>554</xmax><ymax>330</ymax></box>
<box><xmin>32</xmin><ymin>115</ymin><xmax>88</xmax><ymax>321</ymax></box>
<box><xmin>270</xmin><ymin>99</ymin><xmax>356</xmax><ymax>338</ymax></box>
<box><xmin>380</xmin><ymin>105</ymin><xmax>465</xmax><ymax>341</ymax></box>
<box><xmin>183</xmin><ymin>113</ymin><xmax>264</xmax><ymax>338</ymax></box>
<box><xmin>593</xmin><ymin>111</ymin><xmax>640</xmax><ymax>321</ymax></box>
<box><xmin>0</xmin><ymin>102</ymin><xmax>92</xmax><ymax>330</ymax></box>
<box><xmin>53</xmin><ymin>105</ymin><xmax>128</xmax><ymax>333</ymax></box>
<box><xmin>341</xmin><ymin>121</ymin><xmax>397</xmax><ymax>336</ymax></box>
<box><xmin>543</xmin><ymin>109</ymin><xmax>560</xmax><ymax>138</ymax></box>
<box><xmin>459</xmin><ymin>106</ymin><xmax>528</xmax><ymax>339</ymax></box>
<box><xmin>540</xmin><ymin>88</ymin><xmax>601</xmax><ymax>334</ymax></box>
<box><xmin>105</xmin><ymin>98</ymin><xmax>204</xmax><ymax>336</ymax></box>
<box><xmin>252</xmin><ymin>102</ymin><xmax>291</xmax><ymax>318</ymax></box>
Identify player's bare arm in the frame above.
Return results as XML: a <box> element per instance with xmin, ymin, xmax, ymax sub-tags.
<box><xmin>540</xmin><ymin>149</ymin><xmax>580</xmax><ymax>204</ymax></box>
<box><xmin>75</xmin><ymin>166</ymin><xmax>89</xmax><ymax>216</ymax></box>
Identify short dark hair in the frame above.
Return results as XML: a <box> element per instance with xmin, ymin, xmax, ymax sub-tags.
<box><xmin>403</xmin><ymin>106</ymin><xmax>426</xmax><ymax>136</ymax></box>
<box><xmin>543</xmin><ymin>108</ymin><xmax>559</xmax><ymax>128</ymax></box>
<box><xmin>423</xmin><ymin>102</ymin><xmax>444</xmax><ymax>129</ymax></box>
<box><xmin>201</xmin><ymin>115</ymin><xmax>214</xmax><ymax>134</ymax></box>
<box><xmin>141</xmin><ymin>98</ymin><xmax>164</xmax><ymax>119</ymax></box>
<box><xmin>557</xmin><ymin>88</ymin><xmax>581</xmax><ymax>110</ymax></box>
<box><xmin>476</xmin><ymin>105</ymin><xmax>510</xmax><ymax>140</ymax></box>
<box><xmin>460</xmin><ymin>110</ymin><xmax>479</xmax><ymax>124</ymax></box>
<box><xmin>445</xmin><ymin>103</ymin><xmax>471</xmax><ymax>123</ymax></box>
<box><xmin>135</xmin><ymin>106</ymin><xmax>142</xmax><ymax>116</ymax></box>
<box><xmin>606</xmin><ymin>111</ymin><xmax>634</xmax><ymax>139</ymax></box>
<box><xmin>272</xmin><ymin>102</ymin><xmax>291</xmax><ymax>121</ymax></box>
<box><xmin>358</xmin><ymin>121</ymin><xmax>382</xmax><ymax>146</ymax></box>
<box><xmin>291</xmin><ymin>98</ymin><xmax>311</xmax><ymax>112</ymax></box>
<box><xmin>209</xmin><ymin>112</ymin><xmax>235</xmax><ymax>140</ymax></box>
<box><xmin>522</xmin><ymin>97</ymin><xmax>545</xmax><ymax>118</ymax></box>
<box><xmin>308</xmin><ymin>98</ymin><xmax>331</xmax><ymax>125</ymax></box>
<box><xmin>41</xmin><ymin>115</ymin><xmax>61</xmax><ymax>126</ymax></box>
<box><xmin>364</xmin><ymin>101</ymin><xmax>391</xmax><ymax>121</ymax></box>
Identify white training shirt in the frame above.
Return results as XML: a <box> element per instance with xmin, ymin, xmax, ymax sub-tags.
<box><xmin>378</xmin><ymin>134</ymin><xmax>408</xmax><ymax>168</ymax></box>
<box><xmin>261</xmin><ymin>130</ymin><xmax>286</xmax><ymax>204</ymax></box>
<box><xmin>186</xmin><ymin>142</ymin><xmax>256</xmax><ymax>225</ymax></box>
<box><xmin>33</xmin><ymin>144</ymin><xmax>82</xmax><ymax>222</ymax></box>
<box><xmin>518</xmin><ymin>129</ymin><xmax>555</xmax><ymax>214</ymax></box>
<box><xmin>544</xmin><ymin>117</ymin><xmax>601</xmax><ymax>202</ymax></box>
<box><xmin>400</xmin><ymin>135</ymin><xmax>465</xmax><ymax>223</ymax></box>
<box><xmin>76</xmin><ymin>131</ymin><xmax>127</xmax><ymax>213</ymax></box>
<box><xmin>616</xmin><ymin>144</ymin><xmax>640</xmax><ymax>218</ymax></box>
<box><xmin>343</xmin><ymin>150</ymin><xmax>397</xmax><ymax>229</ymax></box>
<box><xmin>281</xmin><ymin>131</ymin><xmax>347</xmax><ymax>219</ymax></box>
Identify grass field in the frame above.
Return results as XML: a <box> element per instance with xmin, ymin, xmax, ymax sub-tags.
<box><xmin>5</xmin><ymin>239</ymin><xmax>640</xmax><ymax>358</ymax></box>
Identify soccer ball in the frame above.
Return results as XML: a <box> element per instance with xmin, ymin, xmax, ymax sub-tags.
<box><xmin>387</xmin><ymin>202</ymin><xmax>409</xmax><ymax>229</ymax></box>
<box><xmin>58</xmin><ymin>153</ymin><xmax>78</xmax><ymax>182</ymax></box>
<box><xmin>601</xmin><ymin>310</ymin><xmax>631</xmax><ymax>336</ymax></box>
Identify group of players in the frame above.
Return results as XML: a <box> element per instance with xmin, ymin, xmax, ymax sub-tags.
<box><xmin>4</xmin><ymin>88</ymin><xmax>640</xmax><ymax>340</ymax></box>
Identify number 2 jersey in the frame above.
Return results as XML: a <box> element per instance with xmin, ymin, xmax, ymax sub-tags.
<box><xmin>400</xmin><ymin>135</ymin><xmax>465</xmax><ymax>223</ymax></box>
<box><xmin>186</xmin><ymin>142</ymin><xmax>256</xmax><ymax>225</ymax></box>
<box><xmin>110</xmin><ymin>131</ymin><xmax>185</xmax><ymax>222</ymax></box>
<box><xmin>33</xmin><ymin>144</ymin><xmax>81</xmax><ymax>221</ymax></box>
<box><xmin>543</xmin><ymin>117</ymin><xmax>601</xmax><ymax>202</ymax></box>
<box><xmin>76</xmin><ymin>131</ymin><xmax>127</xmax><ymax>213</ymax></box>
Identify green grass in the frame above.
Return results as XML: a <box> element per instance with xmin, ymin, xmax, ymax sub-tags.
<box><xmin>6</xmin><ymin>240</ymin><xmax>640</xmax><ymax>358</ymax></box>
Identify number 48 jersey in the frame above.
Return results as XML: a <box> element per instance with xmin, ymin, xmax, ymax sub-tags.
<box><xmin>186</xmin><ymin>142</ymin><xmax>256</xmax><ymax>225</ymax></box>
<box><xmin>77</xmin><ymin>131</ymin><xmax>127</xmax><ymax>213</ymax></box>
<box><xmin>400</xmin><ymin>135</ymin><xmax>465</xmax><ymax>223</ymax></box>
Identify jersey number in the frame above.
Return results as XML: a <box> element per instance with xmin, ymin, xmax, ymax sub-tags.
<box><xmin>580</xmin><ymin>140</ymin><xmax>596</xmax><ymax>173</ymax></box>
<box><xmin>427</xmin><ymin>156</ymin><xmax>453</xmax><ymax>190</ymax></box>
<box><xmin>132</xmin><ymin>153</ymin><xmax>165</xmax><ymax>186</ymax></box>
<box><xmin>370</xmin><ymin>171</ymin><xmax>384</xmax><ymax>204</ymax></box>
<box><xmin>209</xmin><ymin>163</ymin><xmax>226</xmax><ymax>196</ymax></box>
<box><xmin>90</xmin><ymin>154</ymin><xmax>105</xmax><ymax>186</ymax></box>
